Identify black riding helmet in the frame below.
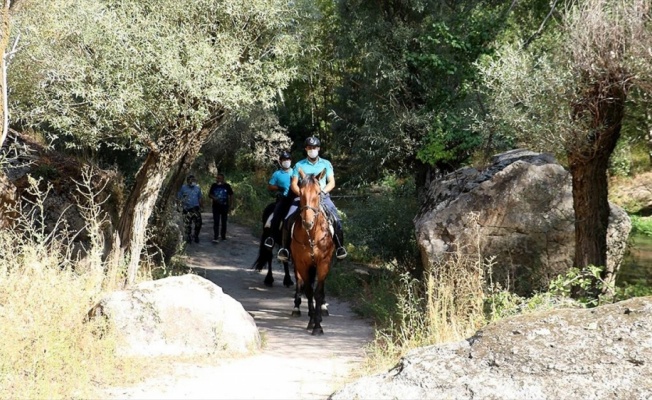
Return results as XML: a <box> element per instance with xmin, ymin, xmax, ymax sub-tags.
<box><xmin>279</xmin><ymin>151</ymin><xmax>291</xmax><ymax>160</ymax></box>
<box><xmin>304</xmin><ymin>136</ymin><xmax>321</xmax><ymax>147</ymax></box>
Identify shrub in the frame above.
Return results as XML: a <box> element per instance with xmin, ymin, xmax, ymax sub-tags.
<box><xmin>0</xmin><ymin>172</ymin><xmax>148</xmax><ymax>398</ymax></box>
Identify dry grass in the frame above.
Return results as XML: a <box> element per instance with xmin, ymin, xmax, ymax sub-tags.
<box><xmin>0</xmin><ymin>171</ymin><xmax>153</xmax><ymax>398</ymax></box>
<box><xmin>362</xmin><ymin>213</ymin><xmax>488</xmax><ymax>373</ymax></box>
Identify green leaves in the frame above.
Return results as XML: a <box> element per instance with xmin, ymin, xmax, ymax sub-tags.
<box><xmin>10</xmin><ymin>0</ymin><xmax>302</xmax><ymax>150</ymax></box>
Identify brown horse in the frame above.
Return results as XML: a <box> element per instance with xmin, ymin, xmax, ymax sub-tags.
<box><xmin>290</xmin><ymin>168</ymin><xmax>334</xmax><ymax>335</ymax></box>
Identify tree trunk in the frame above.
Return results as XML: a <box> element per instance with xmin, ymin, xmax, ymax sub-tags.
<box><xmin>115</xmin><ymin>122</ymin><xmax>221</xmax><ymax>287</ymax></box>
<box><xmin>646</xmin><ymin>107</ymin><xmax>652</xmax><ymax>166</ymax></box>
<box><xmin>1</xmin><ymin>0</ymin><xmax>11</xmax><ymax>148</ymax></box>
<box><xmin>568</xmin><ymin>153</ymin><xmax>611</xmax><ymax>270</ymax></box>
<box><xmin>116</xmin><ymin>150</ymin><xmax>168</xmax><ymax>286</ymax></box>
<box><xmin>568</xmin><ymin>78</ymin><xmax>626</xmax><ymax>298</ymax></box>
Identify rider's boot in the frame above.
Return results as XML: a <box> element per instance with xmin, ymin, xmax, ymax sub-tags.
<box><xmin>277</xmin><ymin>223</ymin><xmax>290</xmax><ymax>262</ymax></box>
<box><xmin>333</xmin><ymin>227</ymin><xmax>347</xmax><ymax>260</ymax></box>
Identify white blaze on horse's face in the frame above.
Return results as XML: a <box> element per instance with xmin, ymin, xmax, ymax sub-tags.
<box><xmin>298</xmin><ymin>168</ymin><xmax>326</xmax><ymax>231</ymax></box>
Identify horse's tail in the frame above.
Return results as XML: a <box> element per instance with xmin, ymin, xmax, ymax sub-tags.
<box><xmin>252</xmin><ymin>232</ymin><xmax>272</xmax><ymax>271</ymax></box>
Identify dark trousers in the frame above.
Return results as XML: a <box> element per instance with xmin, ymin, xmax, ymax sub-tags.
<box><xmin>270</xmin><ymin>196</ymin><xmax>295</xmax><ymax>243</ymax></box>
<box><xmin>281</xmin><ymin>193</ymin><xmax>344</xmax><ymax>248</ymax></box>
<box><xmin>183</xmin><ymin>207</ymin><xmax>202</xmax><ymax>239</ymax></box>
<box><xmin>212</xmin><ymin>204</ymin><xmax>229</xmax><ymax>240</ymax></box>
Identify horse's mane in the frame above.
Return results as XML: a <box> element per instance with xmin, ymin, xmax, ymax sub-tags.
<box><xmin>298</xmin><ymin>173</ymin><xmax>319</xmax><ymax>188</ymax></box>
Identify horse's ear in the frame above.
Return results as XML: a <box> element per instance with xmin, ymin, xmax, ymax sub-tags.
<box><xmin>317</xmin><ymin>168</ymin><xmax>326</xmax><ymax>181</ymax></box>
<box><xmin>298</xmin><ymin>168</ymin><xmax>306</xmax><ymax>179</ymax></box>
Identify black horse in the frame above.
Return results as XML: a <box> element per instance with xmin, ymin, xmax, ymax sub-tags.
<box><xmin>252</xmin><ymin>202</ymin><xmax>294</xmax><ymax>287</ymax></box>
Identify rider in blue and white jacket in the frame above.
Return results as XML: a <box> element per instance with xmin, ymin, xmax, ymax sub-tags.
<box><xmin>277</xmin><ymin>136</ymin><xmax>347</xmax><ymax>261</ymax></box>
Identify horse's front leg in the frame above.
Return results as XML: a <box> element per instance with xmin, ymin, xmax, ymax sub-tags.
<box><xmin>292</xmin><ymin>275</ymin><xmax>303</xmax><ymax>317</ymax></box>
<box><xmin>305</xmin><ymin>281</ymin><xmax>315</xmax><ymax>331</ymax></box>
<box><xmin>264</xmin><ymin>258</ymin><xmax>274</xmax><ymax>287</ymax></box>
<box><xmin>312</xmin><ymin>278</ymin><xmax>325</xmax><ymax>335</ymax></box>
<box><xmin>283</xmin><ymin>261</ymin><xmax>294</xmax><ymax>287</ymax></box>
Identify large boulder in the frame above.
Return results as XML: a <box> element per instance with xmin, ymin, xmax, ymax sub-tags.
<box><xmin>90</xmin><ymin>274</ymin><xmax>260</xmax><ymax>357</ymax></box>
<box><xmin>330</xmin><ymin>296</ymin><xmax>652</xmax><ymax>400</ymax></box>
<box><xmin>414</xmin><ymin>149</ymin><xmax>631</xmax><ymax>295</ymax></box>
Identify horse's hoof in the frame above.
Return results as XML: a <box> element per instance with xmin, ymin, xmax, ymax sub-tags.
<box><xmin>291</xmin><ymin>310</ymin><xmax>301</xmax><ymax>317</ymax></box>
<box><xmin>320</xmin><ymin>306</ymin><xmax>329</xmax><ymax>317</ymax></box>
<box><xmin>283</xmin><ymin>278</ymin><xmax>294</xmax><ymax>287</ymax></box>
<box><xmin>307</xmin><ymin>322</ymin><xmax>314</xmax><ymax>330</ymax></box>
<box><xmin>311</xmin><ymin>327</ymin><xmax>324</xmax><ymax>336</ymax></box>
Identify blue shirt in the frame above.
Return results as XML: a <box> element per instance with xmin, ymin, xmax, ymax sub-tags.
<box><xmin>269</xmin><ymin>169</ymin><xmax>293</xmax><ymax>197</ymax></box>
<box><xmin>177</xmin><ymin>184</ymin><xmax>202</xmax><ymax>210</ymax></box>
<box><xmin>292</xmin><ymin>157</ymin><xmax>334</xmax><ymax>191</ymax></box>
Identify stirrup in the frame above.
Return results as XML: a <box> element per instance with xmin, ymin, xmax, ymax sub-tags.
<box><xmin>264</xmin><ymin>237</ymin><xmax>274</xmax><ymax>248</ymax></box>
<box><xmin>335</xmin><ymin>247</ymin><xmax>347</xmax><ymax>260</ymax></box>
<box><xmin>277</xmin><ymin>248</ymin><xmax>289</xmax><ymax>262</ymax></box>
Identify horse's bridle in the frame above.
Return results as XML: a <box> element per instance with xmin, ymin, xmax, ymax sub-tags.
<box><xmin>299</xmin><ymin>204</ymin><xmax>321</xmax><ymax>230</ymax></box>
<box><xmin>293</xmin><ymin>192</ymin><xmax>324</xmax><ymax>262</ymax></box>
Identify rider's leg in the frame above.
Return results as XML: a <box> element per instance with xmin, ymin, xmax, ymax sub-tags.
<box><xmin>193</xmin><ymin>208</ymin><xmax>202</xmax><ymax>242</ymax></box>
<box><xmin>333</xmin><ymin>223</ymin><xmax>347</xmax><ymax>259</ymax></box>
<box><xmin>183</xmin><ymin>209</ymin><xmax>192</xmax><ymax>242</ymax></box>
<box><xmin>277</xmin><ymin>198</ymin><xmax>299</xmax><ymax>261</ymax></box>
<box><xmin>265</xmin><ymin>201</ymin><xmax>284</xmax><ymax>248</ymax></box>
<box><xmin>322</xmin><ymin>195</ymin><xmax>347</xmax><ymax>259</ymax></box>
<box><xmin>277</xmin><ymin>219</ymin><xmax>291</xmax><ymax>261</ymax></box>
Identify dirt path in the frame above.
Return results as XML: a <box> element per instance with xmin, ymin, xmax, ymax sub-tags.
<box><xmin>107</xmin><ymin>213</ymin><xmax>374</xmax><ymax>400</ymax></box>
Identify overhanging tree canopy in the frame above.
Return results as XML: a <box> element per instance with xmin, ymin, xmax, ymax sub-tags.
<box><xmin>10</xmin><ymin>0</ymin><xmax>305</xmax><ymax>284</ymax></box>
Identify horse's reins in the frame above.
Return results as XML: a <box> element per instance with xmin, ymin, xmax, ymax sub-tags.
<box><xmin>294</xmin><ymin>197</ymin><xmax>324</xmax><ymax>263</ymax></box>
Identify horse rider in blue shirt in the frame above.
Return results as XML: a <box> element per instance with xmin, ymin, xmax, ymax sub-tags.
<box><xmin>277</xmin><ymin>136</ymin><xmax>348</xmax><ymax>261</ymax></box>
<box><xmin>177</xmin><ymin>174</ymin><xmax>203</xmax><ymax>243</ymax></box>
<box><xmin>264</xmin><ymin>151</ymin><xmax>296</xmax><ymax>249</ymax></box>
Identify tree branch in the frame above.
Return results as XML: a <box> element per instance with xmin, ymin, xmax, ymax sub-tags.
<box><xmin>523</xmin><ymin>0</ymin><xmax>560</xmax><ymax>49</ymax></box>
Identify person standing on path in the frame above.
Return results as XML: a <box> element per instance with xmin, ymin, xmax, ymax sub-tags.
<box><xmin>177</xmin><ymin>174</ymin><xmax>203</xmax><ymax>243</ymax></box>
<box><xmin>209</xmin><ymin>173</ymin><xmax>234</xmax><ymax>242</ymax></box>
<box><xmin>264</xmin><ymin>151</ymin><xmax>296</xmax><ymax>249</ymax></box>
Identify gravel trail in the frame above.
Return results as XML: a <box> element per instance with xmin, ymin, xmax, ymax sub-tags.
<box><xmin>106</xmin><ymin>214</ymin><xmax>374</xmax><ymax>400</ymax></box>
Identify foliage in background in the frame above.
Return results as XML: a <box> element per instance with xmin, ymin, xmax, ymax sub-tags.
<box><xmin>340</xmin><ymin>174</ymin><xmax>420</xmax><ymax>270</ymax></box>
<box><xmin>198</xmin><ymin>108</ymin><xmax>294</xmax><ymax>174</ymax></box>
<box><xmin>284</xmin><ymin>0</ymin><xmax>557</xmax><ymax>188</ymax></box>
<box><xmin>224</xmin><ymin>170</ymin><xmax>278</xmax><ymax>231</ymax></box>
<box><xmin>630</xmin><ymin>215</ymin><xmax>652</xmax><ymax>237</ymax></box>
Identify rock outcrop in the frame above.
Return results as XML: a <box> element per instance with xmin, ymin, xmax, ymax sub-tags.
<box><xmin>330</xmin><ymin>296</ymin><xmax>652</xmax><ymax>400</ymax></box>
<box><xmin>414</xmin><ymin>149</ymin><xmax>631</xmax><ymax>295</ymax></box>
<box><xmin>90</xmin><ymin>274</ymin><xmax>260</xmax><ymax>357</ymax></box>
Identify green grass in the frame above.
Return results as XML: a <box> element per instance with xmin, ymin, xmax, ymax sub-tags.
<box><xmin>630</xmin><ymin>215</ymin><xmax>652</xmax><ymax>236</ymax></box>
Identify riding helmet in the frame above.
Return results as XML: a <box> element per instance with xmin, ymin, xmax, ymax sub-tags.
<box><xmin>304</xmin><ymin>136</ymin><xmax>321</xmax><ymax>147</ymax></box>
<box><xmin>279</xmin><ymin>151</ymin><xmax>292</xmax><ymax>160</ymax></box>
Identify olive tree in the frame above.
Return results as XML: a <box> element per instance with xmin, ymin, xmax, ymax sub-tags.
<box><xmin>10</xmin><ymin>0</ymin><xmax>303</xmax><ymax>285</ymax></box>
<box><xmin>477</xmin><ymin>0</ymin><xmax>652</xmax><ymax>294</ymax></box>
